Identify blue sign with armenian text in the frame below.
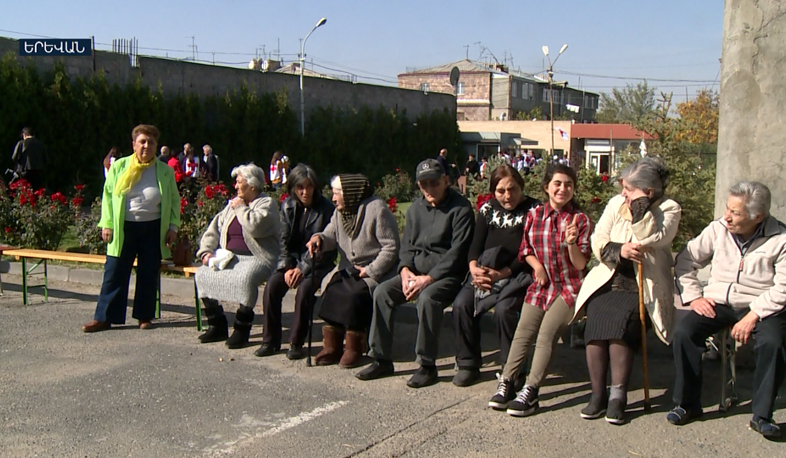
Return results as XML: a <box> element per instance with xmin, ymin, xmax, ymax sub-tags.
<box><xmin>19</xmin><ymin>39</ymin><xmax>92</xmax><ymax>56</ymax></box>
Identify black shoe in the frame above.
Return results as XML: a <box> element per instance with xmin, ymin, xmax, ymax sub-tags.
<box><xmin>666</xmin><ymin>406</ymin><xmax>703</xmax><ymax>426</ymax></box>
<box><xmin>507</xmin><ymin>385</ymin><xmax>539</xmax><ymax>417</ymax></box>
<box><xmin>198</xmin><ymin>304</ymin><xmax>228</xmax><ymax>343</ymax></box>
<box><xmin>226</xmin><ymin>306</ymin><xmax>254</xmax><ymax>349</ymax></box>
<box><xmin>750</xmin><ymin>417</ymin><xmax>781</xmax><ymax>438</ymax></box>
<box><xmin>488</xmin><ymin>373</ymin><xmax>516</xmax><ymax>410</ymax></box>
<box><xmin>407</xmin><ymin>365</ymin><xmax>438</xmax><ymax>388</ymax></box>
<box><xmin>355</xmin><ymin>360</ymin><xmax>395</xmax><ymax>381</ymax></box>
<box><xmin>452</xmin><ymin>367</ymin><xmax>480</xmax><ymax>387</ymax></box>
<box><xmin>254</xmin><ymin>343</ymin><xmax>280</xmax><ymax>357</ymax></box>
<box><xmin>198</xmin><ymin>324</ymin><xmax>229</xmax><ymax>343</ymax></box>
<box><xmin>605</xmin><ymin>398</ymin><xmax>626</xmax><ymax>425</ymax></box>
<box><xmin>286</xmin><ymin>344</ymin><xmax>306</xmax><ymax>360</ymax></box>
<box><xmin>580</xmin><ymin>395</ymin><xmax>607</xmax><ymax>420</ymax></box>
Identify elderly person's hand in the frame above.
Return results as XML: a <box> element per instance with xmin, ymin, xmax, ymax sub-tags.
<box><xmin>306</xmin><ymin>235</ymin><xmax>322</xmax><ymax>256</ymax></box>
<box><xmin>101</xmin><ymin>228</ymin><xmax>113</xmax><ymax>243</ymax></box>
<box><xmin>353</xmin><ymin>265</ymin><xmax>368</xmax><ymax>279</ymax></box>
<box><xmin>689</xmin><ymin>297</ymin><xmax>716</xmax><ymax>318</ymax></box>
<box><xmin>404</xmin><ymin>274</ymin><xmax>434</xmax><ymax>302</ymax></box>
<box><xmin>284</xmin><ymin>267</ymin><xmax>304</xmax><ymax>288</ymax></box>
<box><xmin>201</xmin><ymin>252</ymin><xmax>214</xmax><ymax>266</ymax></box>
<box><xmin>229</xmin><ymin>197</ymin><xmax>246</xmax><ymax>208</ymax></box>
<box><xmin>165</xmin><ymin>229</ymin><xmax>177</xmax><ymax>246</ymax></box>
<box><xmin>731</xmin><ymin>311</ymin><xmax>759</xmax><ymax>344</ymax></box>
<box><xmin>620</xmin><ymin>242</ymin><xmax>644</xmax><ymax>263</ymax></box>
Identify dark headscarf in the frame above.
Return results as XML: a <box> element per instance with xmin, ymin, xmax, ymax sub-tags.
<box><xmin>338</xmin><ymin>174</ymin><xmax>373</xmax><ymax>238</ymax></box>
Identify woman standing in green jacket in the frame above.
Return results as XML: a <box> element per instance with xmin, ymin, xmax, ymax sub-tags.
<box><xmin>82</xmin><ymin>124</ymin><xmax>181</xmax><ymax>332</ymax></box>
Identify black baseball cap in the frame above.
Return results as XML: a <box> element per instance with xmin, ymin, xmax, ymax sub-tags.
<box><xmin>416</xmin><ymin>159</ymin><xmax>445</xmax><ymax>182</ymax></box>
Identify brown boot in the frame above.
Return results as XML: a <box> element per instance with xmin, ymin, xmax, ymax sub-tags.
<box><xmin>340</xmin><ymin>330</ymin><xmax>367</xmax><ymax>369</ymax></box>
<box><xmin>315</xmin><ymin>325</ymin><xmax>345</xmax><ymax>366</ymax></box>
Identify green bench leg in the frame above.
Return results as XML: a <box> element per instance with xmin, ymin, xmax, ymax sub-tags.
<box><xmin>156</xmin><ymin>272</ymin><xmax>161</xmax><ymax>319</ymax></box>
<box><xmin>43</xmin><ymin>260</ymin><xmax>48</xmax><ymax>302</ymax></box>
<box><xmin>21</xmin><ymin>258</ymin><xmax>27</xmax><ymax>305</ymax></box>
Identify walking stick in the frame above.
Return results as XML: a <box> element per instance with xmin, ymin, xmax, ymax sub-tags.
<box><xmin>638</xmin><ymin>262</ymin><xmax>651</xmax><ymax>410</ymax></box>
<box><xmin>306</xmin><ymin>248</ymin><xmax>318</xmax><ymax>367</ymax></box>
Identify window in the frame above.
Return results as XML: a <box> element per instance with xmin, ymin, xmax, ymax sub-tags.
<box><xmin>456</xmin><ymin>82</ymin><xmax>465</xmax><ymax>95</ymax></box>
<box><xmin>511</xmin><ymin>81</ymin><xmax>517</xmax><ymax>98</ymax></box>
<box><xmin>528</xmin><ymin>83</ymin><xmax>534</xmax><ymax>99</ymax></box>
<box><xmin>420</xmin><ymin>82</ymin><xmax>430</xmax><ymax>92</ymax></box>
<box><xmin>584</xmin><ymin>95</ymin><xmax>596</xmax><ymax>109</ymax></box>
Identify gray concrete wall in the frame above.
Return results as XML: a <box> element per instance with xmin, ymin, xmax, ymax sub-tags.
<box><xmin>0</xmin><ymin>37</ymin><xmax>454</xmax><ymax>121</ymax></box>
<box><xmin>717</xmin><ymin>1</ymin><xmax>786</xmax><ymax>220</ymax></box>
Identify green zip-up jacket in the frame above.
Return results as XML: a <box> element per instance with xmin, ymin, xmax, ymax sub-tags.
<box><xmin>98</xmin><ymin>156</ymin><xmax>181</xmax><ymax>258</ymax></box>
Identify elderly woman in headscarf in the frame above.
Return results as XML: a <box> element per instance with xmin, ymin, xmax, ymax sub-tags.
<box><xmin>82</xmin><ymin>124</ymin><xmax>180</xmax><ymax>332</ymax></box>
<box><xmin>574</xmin><ymin>156</ymin><xmax>681</xmax><ymax>425</ymax></box>
<box><xmin>306</xmin><ymin>174</ymin><xmax>400</xmax><ymax>368</ymax></box>
<box><xmin>195</xmin><ymin>162</ymin><xmax>281</xmax><ymax>349</ymax></box>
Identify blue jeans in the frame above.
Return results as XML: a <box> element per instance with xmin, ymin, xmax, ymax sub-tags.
<box><xmin>94</xmin><ymin>220</ymin><xmax>161</xmax><ymax>324</ymax></box>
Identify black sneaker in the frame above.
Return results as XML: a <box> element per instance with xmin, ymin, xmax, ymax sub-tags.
<box><xmin>407</xmin><ymin>365</ymin><xmax>438</xmax><ymax>388</ymax></box>
<box><xmin>506</xmin><ymin>385</ymin><xmax>539</xmax><ymax>417</ymax></box>
<box><xmin>580</xmin><ymin>395</ymin><xmax>607</xmax><ymax>419</ymax></box>
<box><xmin>750</xmin><ymin>417</ymin><xmax>781</xmax><ymax>438</ymax></box>
<box><xmin>605</xmin><ymin>398</ymin><xmax>626</xmax><ymax>425</ymax></box>
<box><xmin>666</xmin><ymin>406</ymin><xmax>703</xmax><ymax>426</ymax></box>
<box><xmin>355</xmin><ymin>360</ymin><xmax>395</xmax><ymax>381</ymax></box>
<box><xmin>452</xmin><ymin>367</ymin><xmax>480</xmax><ymax>387</ymax></box>
<box><xmin>488</xmin><ymin>373</ymin><xmax>515</xmax><ymax>410</ymax></box>
<box><xmin>286</xmin><ymin>344</ymin><xmax>306</xmax><ymax>360</ymax></box>
<box><xmin>254</xmin><ymin>343</ymin><xmax>280</xmax><ymax>357</ymax></box>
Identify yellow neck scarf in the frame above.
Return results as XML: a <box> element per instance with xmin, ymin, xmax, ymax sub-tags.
<box><xmin>115</xmin><ymin>155</ymin><xmax>157</xmax><ymax>195</ymax></box>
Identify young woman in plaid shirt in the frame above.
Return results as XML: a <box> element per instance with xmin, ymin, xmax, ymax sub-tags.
<box><xmin>488</xmin><ymin>164</ymin><xmax>593</xmax><ymax>416</ymax></box>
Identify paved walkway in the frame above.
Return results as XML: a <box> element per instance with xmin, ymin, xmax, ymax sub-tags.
<box><xmin>0</xmin><ymin>273</ymin><xmax>784</xmax><ymax>457</ymax></box>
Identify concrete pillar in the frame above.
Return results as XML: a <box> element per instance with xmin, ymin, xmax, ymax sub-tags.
<box><xmin>716</xmin><ymin>0</ymin><xmax>786</xmax><ymax>219</ymax></box>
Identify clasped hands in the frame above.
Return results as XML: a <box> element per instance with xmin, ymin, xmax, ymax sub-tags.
<box><xmin>400</xmin><ymin>267</ymin><xmax>433</xmax><ymax>301</ymax></box>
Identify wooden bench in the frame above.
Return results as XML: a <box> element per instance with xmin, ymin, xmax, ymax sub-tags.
<box><xmin>4</xmin><ymin>248</ymin><xmax>198</xmax><ymax>323</ymax></box>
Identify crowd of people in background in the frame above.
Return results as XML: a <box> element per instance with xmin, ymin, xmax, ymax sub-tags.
<box><xmin>17</xmin><ymin>122</ymin><xmax>777</xmax><ymax>439</ymax></box>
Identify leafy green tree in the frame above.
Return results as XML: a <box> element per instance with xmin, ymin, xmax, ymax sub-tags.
<box><xmin>596</xmin><ymin>81</ymin><xmax>657</xmax><ymax>124</ymax></box>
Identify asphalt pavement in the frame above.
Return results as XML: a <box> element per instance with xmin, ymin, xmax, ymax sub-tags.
<box><xmin>0</xmin><ymin>271</ymin><xmax>784</xmax><ymax>458</ymax></box>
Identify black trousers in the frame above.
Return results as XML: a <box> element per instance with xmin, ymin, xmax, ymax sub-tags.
<box><xmin>261</xmin><ymin>269</ymin><xmax>325</xmax><ymax>347</ymax></box>
<box><xmin>94</xmin><ymin>220</ymin><xmax>161</xmax><ymax>324</ymax></box>
<box><xmin>453</xmin><ymin>285</ymin><xmax>523</xmax><ymax>369</ymax></box>
<box><xmin>672</xmin><ymin>305</ymin><xmax>786</xmax><ymax>419</ymax></box>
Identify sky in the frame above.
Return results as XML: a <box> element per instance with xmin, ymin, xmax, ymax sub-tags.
<box><xmin>1</xmin><ymin>0</ymin><xmax>724</xmax><ymax>101</ymax></box>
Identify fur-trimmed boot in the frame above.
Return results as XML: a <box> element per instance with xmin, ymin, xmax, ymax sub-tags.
<box><xmin>315</xmin><ymin>325</ymin><xmax>345</xmax><ymax>366</ymax></box>
<box><xmin>340</xmin><ymin>330</ymin><xmax>367</xmax><ymax>369</ymax></box>
<box><xmin>198</xmin><ymin>299</ymin><xmax>229</xmax><ymax>343</ymax></box>
<box><xmin>226</xmin><ymin>305</ymin><xmax>254</xmax><ymax>349</ymax></box>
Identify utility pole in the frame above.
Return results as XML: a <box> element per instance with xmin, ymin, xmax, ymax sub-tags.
<box><xmin>187</xmin><ymin>36</ymin><xmax>196</xmax><ymax>61</ymax></box>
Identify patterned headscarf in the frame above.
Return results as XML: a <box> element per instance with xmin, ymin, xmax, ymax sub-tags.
<box><xmin>337</xmin><ymin>174</ymin><xmax>373</xmax><ymax>238</ymax></box>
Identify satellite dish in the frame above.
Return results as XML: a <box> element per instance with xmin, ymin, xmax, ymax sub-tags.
<box><xmin>248</xmin><ymin>59</ymin><xmax>257</xmax><ymax>70</ymax></box>
<box><xmin>449</xmin><ymin>66</ymin><xmax>460</xmax><ymax>86</ymax></box>
<box><xmin>261</xmin><ymin>59</ymin><xmax>270</xmax><ymax>72</ymax></box>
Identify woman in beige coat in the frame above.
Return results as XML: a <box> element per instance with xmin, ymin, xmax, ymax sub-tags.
<box><xmin>574</xmin><ymin>157</ymin><xmax>681</xmax><ymax>424</ymax></box>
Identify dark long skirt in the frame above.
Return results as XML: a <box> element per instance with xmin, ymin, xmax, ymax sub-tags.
<box><xmin>318</xmin><ymin>270</ymin><xmax>373</xmax><ymax>330</ymax></box>
<box><xmin>584</xmin><ymin>282</ymin><xmax>649</xmax><ymax>351</ymax></box>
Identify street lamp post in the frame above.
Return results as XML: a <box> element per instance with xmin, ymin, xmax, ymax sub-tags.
<box><xmin>300</xmin><ymin>17</ymin><xmax>327</xmax><ymax>137</ymax></box>
<box><xmin>542</xmin><ymin>43</ymin><xmax>568</xmax><ymax>159</ymax></box>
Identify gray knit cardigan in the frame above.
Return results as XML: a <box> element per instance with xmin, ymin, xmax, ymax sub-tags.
<box><xmin>316</xmin><ymin>196</ymin><xmax>400</xmax><ymax>294</ymax></box>
<box><xmin>196</xmin><ymin>194</ymin><xmax>281</xmax><ymax>271</ymax></box>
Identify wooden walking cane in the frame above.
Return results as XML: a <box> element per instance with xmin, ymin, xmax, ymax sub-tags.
<box><xmin>638</xmin><ymin>262</ymin><xmax>651</xmax><ymax>410</ymax></box>
<box><xmin>307</xmin><ymin>247</ymin><xmax>318</xmax><ymax>367</ymax></box>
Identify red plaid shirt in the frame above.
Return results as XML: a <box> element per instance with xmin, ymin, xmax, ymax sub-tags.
<box><xmin>519</xmin><ymin>202</ymin><xmax>592</xmax><ymax>310</ymax></box>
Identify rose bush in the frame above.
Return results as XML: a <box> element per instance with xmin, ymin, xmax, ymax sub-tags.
<box><xmin>0</xmin><ymin>180</ymin><xmax>84</xmax><ymax>250</ymax></box>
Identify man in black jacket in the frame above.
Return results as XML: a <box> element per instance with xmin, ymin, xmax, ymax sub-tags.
<box><xmin>255</xmin><ymin>164</ymin><xmax>336</xmax><ymax>359</ymax></box>
<box><xmin>11</xmin><ymin>127</ymin><xmax>47</xmax><ymax>190</ymax></box>
<box><xmin>202</xmin><ymin>144</ymin><xmax>219</xmax><ymax>182</ymax></box>
<box><xmin>356</xmin><ymin>159</ymin><xmax>475</xmax><ymax>388</ymax></box>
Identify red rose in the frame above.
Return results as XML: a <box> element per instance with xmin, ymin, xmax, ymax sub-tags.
<box><xmin>4</xmin><ymin>227</ymin><xmax>12</xmax><ymax>233</ymax></box>
<box><xmin>205</xmin><ymin>186</ymin><xmax>215</xmax><ymax>199</ymax></box>
<box><xmin>197</xmin><ymin>201</ymin><xmax>204</xmax><ymax>207</ymax></box>
<box><xmin>591</xmin><ymin>196</ymin><xmax>602</xmax><ymax>204</ymax></box>
<box><xmin>74</xmin><ymin>184</ymin><xmax>85</xmax><ymax>191</ymax></box>
<box><xmin>19</xmin><ymin>195</ymin><xmax>28</xmax><ymax>205</ymax></box>
<box><xmin>34</xmin><ymin>189</ymin><xmax>46</xmax><ymax>197</ymax></box>
<box><xmin>387</xmin><ymin>197</ymin><xmax>398</xmax><ymax>213</ymax></box>
<box><xmin>395</xmin><ymin>168</ymin><xmax>400</xmax><ymax>172</ymax></box>
<box><xmin>601</xmin><ymin>175</ymin><xmax>609</xmax><ymax>183</ymax></box>
<box><xmin>180</xmin><ymin>197</ymin><xmax>188</xmax><ymax>214</ymax></box>
<box><xmin>72</xmin><ymin>197</ymin><xmax>84</xmax><ymax>207</ymax></box>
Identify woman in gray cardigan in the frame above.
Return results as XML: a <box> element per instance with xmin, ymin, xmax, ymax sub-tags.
<box><xmin>195</xmin><ymin>163</ymin><xmax>281</xmax><ymax>348</ymax></box>
<box><xmin>307</xmin><ymin>174</ymin><xmax>400</xmax><ymax>368</ymax></box>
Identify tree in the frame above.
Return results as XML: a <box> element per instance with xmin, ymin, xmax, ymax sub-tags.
<box><xmin>596</xmin><ymin>81</ymin><xmax>657</xmax><ymax>124</ymax></box>
<box><xmin>675</xmin><ymin>89</ymin><xmax>719</xmax><ymax>145</ymax></box>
